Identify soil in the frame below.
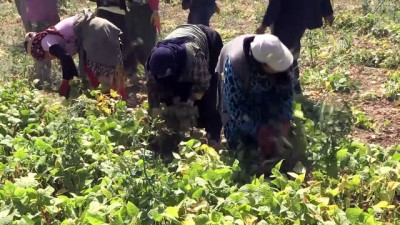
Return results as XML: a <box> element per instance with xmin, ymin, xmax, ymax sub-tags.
<box><xmin>305</xmin><ymin>66</ymin><xmax>400</xmax><ymax>147</ymax></box>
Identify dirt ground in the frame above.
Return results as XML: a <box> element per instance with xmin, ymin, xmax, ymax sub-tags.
<box><xmin>304</xmin><ymin>66</ymin><xmax>400</xmax><ymax>147</ymax></box>
<box><xmin>344</xmin><ymin>66</ymin><xmax>400</xmax><ymax>147</ymax></box>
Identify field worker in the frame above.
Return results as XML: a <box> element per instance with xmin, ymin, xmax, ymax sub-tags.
<box><xmin>146</xmin><ymin>24</ymin><xmax>223</xmax><ymax>148</ymax></box>
<box><xmin>217</xmin><ymin>34</ymin><xmax>294</xmax><ymax>165</ymax></box>
<box><xmin>15</xmin><ymin>0</ymin><xmax>60</xmax><ymax>88</ymax></box>
<box><xmin>255</xmin><ymin>0</ymin><xmax>334</xmax><ymax>94</ymax></box>
<box><xmin>126</xmin><ymin>0</ymin><xmax>161</xmax><ymax>73</ymax></box>
<box><xmin>23</xmin><ymin>10</ymin><xmax>127</xmax><ymax>100</ymax></box>
<box><xmin>182</xmin><ymin>0</ymin><xmax>220</xmax><ymax>27</ymax></box>
<box><xmin>91</xmin><ymin>0</ymin><xmax>138</xmax><ymax>76</ymax></box>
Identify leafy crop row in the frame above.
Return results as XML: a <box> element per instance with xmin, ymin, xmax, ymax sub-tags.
<box><xmin>0</xmin><ymin>80</ymin><xmax>399</xmax><ymax>225</ymax></box>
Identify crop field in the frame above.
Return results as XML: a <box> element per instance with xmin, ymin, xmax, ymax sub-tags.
<box><xmin>0</xmin><ymin>0</ymin><xmax>399</xmax><ymax>224</ymax></box>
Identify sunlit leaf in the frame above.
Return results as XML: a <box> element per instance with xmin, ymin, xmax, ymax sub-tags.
<box><xmin>164</xmin><ymin>206</ymin><xmax>179</xmax><ymax>219</ymax></box>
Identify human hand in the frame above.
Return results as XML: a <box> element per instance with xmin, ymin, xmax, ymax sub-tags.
<box><xmin>257</xmin><ymin>121</ymin><xmax>291</xmax><ymax>158</ymax></box>
<box><xmin>150</xmin><ymin>10</ymin><xmax>161</xmax><ymax>33</ymax></box>
<box><xmin>208</xmin><ymin>139</ymin><xmax>222</xmax><ymax>150</ymax></box>
<box><xmin>215</xmin><ymin>2</ymin><xmax>221</xmax><ymax>14</ymax></box>
<box><xmin>194</xmin><ymin>92</ymin><xmax>204</xmax><ymax>100</ymax></box>
<box><xmin>324</xmin><ymin>14</ymin><xmax>335</xmax><ymax>27</ymax></box>
<box><xmin>59</xmin><ymin>79</ymin><xmax>70</xmax><ymax>98</ymax></box>
<box><xmin>257</xmin><ymin>125</ymin><xmax>277</xmax><ymax>158</ymax></box>
<box><xmin>255</xmin><ymin>25</ymin><xmax>267</xmax><ymax>34</ymax></box>
<box><xmin>150</xmin><ymin>107</ymin><xmax>162</xmax><ymax>117</ymax></box>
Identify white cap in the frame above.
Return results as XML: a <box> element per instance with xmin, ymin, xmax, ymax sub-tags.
<box><xmin>250</xmin><ymin>34</ymin><xmax>294</xmax><ymax>72</ymax></box>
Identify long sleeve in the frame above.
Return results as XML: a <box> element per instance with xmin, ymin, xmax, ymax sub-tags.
<box><xmin>49</xmin><ymin>44</ymin><xmax>78</xmax><ymax>80</ymax></box>
<box><xmin>321</xmin><ymin>0</ymin><xmax>334</xmax><ymax>16</ymax></box>
<box><xmin>223</xmin><ymin>58</ymin><xmax>260</xmax><ymax>137</ymax></box>
<box><xmin>119</xmin><ymin>0</ymin><xmax>127</xmax><ymax>10</ymax></box>
<box><xmin>147</xmin><ymin>0</ymin><xmax>159</xmax><ymax>11</ymax></box>
<box><xmin>261</xmin><ymin>0</ymin><xmax>281</xmax><ymax>27</ymax></box>
<box><xmin>146</xmin><ymin>74</ymin><xmax>161</xmax><ymax>109</ymax></box>
<box><xmin>271</xmin><ymin>77</ymin><xmax>294</xmax><ymax>123</ymax></box>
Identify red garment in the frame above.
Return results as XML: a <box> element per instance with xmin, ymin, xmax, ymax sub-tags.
<box><xmin>59</xmin><ymin>79</ymin><xmax>70</xmax><ymax>98</ymax></box>
<box><xmin>148</xmin><ymin>0</ymin><xmax>159</xmax><ymax>10</ymax></box>
<box><xmin>257</xmin><ymin>120</ymin><xmax>290</xmax><ymax>157</ymax></box>
<box><xmin>84</xmin><ymin>65</ymin><xmax>127</xmax><ymax>100</ymax></box>
<box><xmin>84</xmin><ymin>65</ymin><xmax>100</xmax><ymax>88</ymax></box>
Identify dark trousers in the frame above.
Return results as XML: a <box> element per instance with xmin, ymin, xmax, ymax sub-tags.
<box><xmin>195</xmin><ymin>25</ymin><xmax>223</xmax><ymax>142</ymax></box>
<box><xmin>271</xmin><ymin>24</ymin><xmax>305</xmax><ymax>94</ymax></box>
<box><xmin>126</xmin><ymin>3</ymin><xmax>157</xmax><ymax>66</ymax></box>
<box><xmin>96</xmin><ymin>9</ymin><xmax>133</xmax><ymax>72</ymax></box>
<box><xmin>188</xmin><ymin>4</ymin><xmax>216</xmax><ymax>27</ymax></box>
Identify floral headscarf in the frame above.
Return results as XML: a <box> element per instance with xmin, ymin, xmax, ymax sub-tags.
<box><xmin>24</xmin><ymin>26</ymin><xmax>64</xmax><ymax>61</ymax></box>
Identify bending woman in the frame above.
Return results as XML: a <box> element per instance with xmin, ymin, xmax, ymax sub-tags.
<box><xmin>24</xmin><ymin>10</ymin><xmax>126</xmax><ymax>99</ymax></box>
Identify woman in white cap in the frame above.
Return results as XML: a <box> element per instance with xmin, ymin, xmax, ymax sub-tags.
<box><xmin>23</xmin><ymin>10</ymin><xmax>126</xmax><ymax>99</ymax></box>
<box><xmin>216</xmin><ymin>33</ymin><xmax>294</xmax><ymax>164</ymax></box>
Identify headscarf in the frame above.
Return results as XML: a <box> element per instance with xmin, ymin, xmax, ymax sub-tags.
<box><xmin>24</xmin><ymin>26</ymin><xmax>64</xmax><ymax>61</ymax></box>
<box><xmin>146</xmin><ymin>36</ymin><xmax>191</xmax><ymax>83</ymax></box>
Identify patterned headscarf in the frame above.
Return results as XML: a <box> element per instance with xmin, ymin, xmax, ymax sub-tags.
<box><xmin>24</xmin><ymin>26</ymin><xmax>64</xmax><ymax>61</ymax></box>
<box><xmin>146</xmin><ymin>36</ymin><xmax>190</xmax><ymax>82</ymax></box>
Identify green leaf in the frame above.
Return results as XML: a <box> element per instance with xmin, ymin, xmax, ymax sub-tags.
<box><xmin>0</xmin><ymin>162</ymin><xmax>5</xmax><ymax>174</ymax></box>
<box><xmin>3</xmin><ymin>180</ymin><xmax>16</xmax><ymax>197</ymax></box>
<box><xmin>34</xmin><ymin>138</ymin><xmax>52</xmax><ymax>151</ymax></box>
<box><xmin>194</xmin><ymin>214</ymin><xmax>209</xmax><ymax>224</ymax></box>
<box><xmin>164</xmin><ymin>206</ymin><xmax>179</xmax><ymax>219</ymax></box>
<box><xmin>101</xmin><ymin>187</ymin><xmax>113</xmax><ymax>200</ymax></box>
<box><xmin>20</xmin><ymin>110</ymin><xmax>30</xmax><ymax>116</ymax></box>
<box><xmin>256</xmin><ymin>220</ymin><xmax>268</xmax><ymax>225</ymax></box>
<box><xmin>336</xmin><ymin>148</ymin><xmax>349</xmax><ymax>161</ymax></box>
<box><xmin>210</xmin><ymin>211</ymin><xmax>223</xmax><ymax>222</ymax></box>
<box><xmin>8</xmin><ymin>116</ymin><xmax>21</xmax><ymax>125</ymax></box>
<box><xmin>38</xmin><ymin>186</ymin><xmax>55</xmax><ymax>197</ymax></box>
<box><xmin>0</xmin><ymin>209</ymin><xmax>13</xmax><ymax>225</ymax></box>
<box><xmin>346</xmin><ymin>208</ymin><xmax>363</xmax><ymax>223</ymax></box>
<box><xmin>13</xmin><ymin>148</ymin><xmax>27</xmax><ymax>160</ymax></box>
<box><xmin>194</xmin><ymin>177</ymin><xmax>208</xmax><ymax>187</ymax></box>
<box><xmin>392</xmin><ymin>153</ymin><xmax>400</xmax><ymax>162</ymax></box>
<box><xmin>172</xmin><ymin>152</ymin><xmax>181</xmax><ymax>159</ymax></box>
<box><xmin>84</xmin><ymin>214</ymin><xmax>105</xmax><ymax>225</ymax></box>
<box><xmin>60</xmin><ymin>219</ymin><xmax>76</xmax><ymax>225</ymax></box>
<box><xmin>87</xmin><ymin>201</ymin><xmax>107</xmax><ymax>217</ymax></box>
<box><xmin>186</xmin><ymin>139</ymin><xmax>201</xmax><ymax>148</ymax></box>
<box><xmin>126</xmin><ymin>201</ymin><xmax>139</xmax><ymax>217</ymax></box>
<box><xmin>13</xmin><ymin>187</ymin><xmax>26</xmax><ymax>198</ymax></box>
<box><xmin>14</xmin><ymin>173</ymin><xmax>39</xmax><ymax>188</ymax></box>
<box><xmin>322</xmin><ymin>222</ymin><xmax>336</xmax><ymax>225</ymax></box>
<box><xmin>148</xmin><ymin>208</ymin><xmax>163</xmax><ymax>222</ymax></box>
<box><xmin>107</xmin><ymin>202</ymin><xmax>122</xmax><ymax>214</ymax></box>
<box><xmin>348</xmin><ymin>175</ymin><xmax>361</xmax><ymax>188</ymax></box>
<box><xmin>228</xmin><ymin>192</ymin><xmax>244</xmax><ymax>203</ymax></box>
<box><xmin>374</xmin><ymin>201</ymin><xmax>389</xmax><ymax>208</ymax></box>
<box><xmin>20</xmin><ymin>215</ymin><xmax>35</xmax><ymax>225</ymax></box>
<box><xmin>234</xmin><ymin>219</ymin><xmax>245</xmax><ymax>225</ymax></box>
<box><xmin>192</xmin><ymin>188</ymin><xmax>204</xmax><ymax>199</ymax></box>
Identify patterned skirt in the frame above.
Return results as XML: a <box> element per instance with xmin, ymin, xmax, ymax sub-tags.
<box><xmin>86</xmin><ymin>48</ymin><xmax>123</xmax><ymax>77</ymax></box>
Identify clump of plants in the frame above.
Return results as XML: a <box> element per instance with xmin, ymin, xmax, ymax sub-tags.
<box><xmin>384</xmin><ymin>71</ymin><xmax>400</xmax><ymax>101</ymax></box>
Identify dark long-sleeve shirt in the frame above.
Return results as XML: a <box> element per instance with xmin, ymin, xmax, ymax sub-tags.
<box><xmin>262</xmin><ymin>0</ymin><xmax>334</xmax><ymax>30</ymax></box>
<box><xmin>93</xmin><ymin>0</ymin><xmax>127</xmax><ymax>10</ymax></box>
